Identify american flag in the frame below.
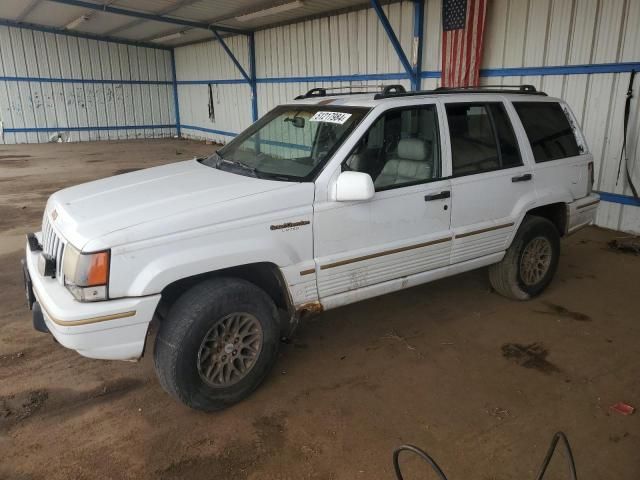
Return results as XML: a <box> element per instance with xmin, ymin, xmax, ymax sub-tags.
<box><xmin>441</xmin><ymin>0</ymin><xmax>487</xmax><ymax>87</ymax></box>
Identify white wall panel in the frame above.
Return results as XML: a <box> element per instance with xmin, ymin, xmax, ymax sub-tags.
<box><xmin>0</xmin><ymin>25</ymin><xmax>176</xmax><ymax>144</ymax></box>
<box><xmin>174</xmin><ymin>34</ymin><xmax>251</xmax><ymax>144</ymax></box>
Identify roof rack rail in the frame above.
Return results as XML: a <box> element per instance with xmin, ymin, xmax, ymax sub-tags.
<box><xmin>436</xmin><ymin>84</ymin><xmax>539</xmax><ymax>93</ymax></box>
<box><xmin>374</xmin><ymin>84</ymin><xmax>547</xmax><ymax>99</ymax></box>
<box><xmin>295</xmin><ymin>84</ymin><xmax>406</xmax><ymax>100</ymax></box>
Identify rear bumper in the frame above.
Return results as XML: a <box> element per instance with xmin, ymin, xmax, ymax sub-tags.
<box><xmin>25</xmin><ymin>240</ymin><xmax>161</xmax><ymax>360</ymax></box>
<box><xmin>566</xmin><ymin>193</ymin><xmax>600</xmax><ymax>235</ymax></box>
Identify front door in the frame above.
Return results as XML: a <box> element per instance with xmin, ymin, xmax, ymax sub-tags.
<box><xmin>443</xmin><ymin>101</ymin><xmax>535</xmax><ymax>264</ymax></box>
<box><xmin>313</xmin><ymin>103</ymin><xmax>453</xmax><ymax>301</ymax></box>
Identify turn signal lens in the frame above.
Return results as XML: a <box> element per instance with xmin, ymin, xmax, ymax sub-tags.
<box><xmin>87</xmin><ymin>251</ymin><xmax>109</xmax><ymax>286</ymax></box>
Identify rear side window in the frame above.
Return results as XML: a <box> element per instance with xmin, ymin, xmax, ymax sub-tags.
<box><xmin>513</xmin><ymin>102</ymin><xmax>581</xmax><ymax>162</ymax></box>
<box><xmin>446</xmin><ymin>102</ymin><xmax>522</xmax><ymax>176</ymax></box>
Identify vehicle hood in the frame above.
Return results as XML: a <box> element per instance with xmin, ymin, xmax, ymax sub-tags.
<box><xmin>47</xmin><ymin>159</ymin><xmax>293</xmax><ymax>249</ymax></box>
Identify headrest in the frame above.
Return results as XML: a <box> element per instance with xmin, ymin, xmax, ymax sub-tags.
<box><xmin>398</xmin><ymin>138</ymin><xmax>427</xmax><ymax>161</ymax></box>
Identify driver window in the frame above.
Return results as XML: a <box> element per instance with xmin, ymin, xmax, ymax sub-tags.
<box><xmin>344</xmin><ymin>105</ymin><xmax>441</xmax><ymax>191</ymax></box>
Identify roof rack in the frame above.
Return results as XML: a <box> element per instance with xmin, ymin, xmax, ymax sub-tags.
<box><xmin>295</xmin><ymin>84</ymin><xmax>406</xmax><ymax>100</ymax></box>
<box><xmin>374</xmin><ymin>84</ymin><xmax>546</xmax><ymax>100</ymax></box>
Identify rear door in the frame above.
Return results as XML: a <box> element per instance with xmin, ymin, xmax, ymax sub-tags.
<box><xmin>510</xmin><ymin>100</ymin><xmax>592</xmax><ymax>201</ymax></box>
<box><xmin>444</xmin><ymin>100</ymin><xmax>536</xmax><ymax>264</ymax></box>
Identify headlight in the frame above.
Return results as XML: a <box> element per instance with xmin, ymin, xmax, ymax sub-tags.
<box><xmin>62</xmin><ymin>244</ymin><xmax>110</xmax><ymax>302</ymax></box>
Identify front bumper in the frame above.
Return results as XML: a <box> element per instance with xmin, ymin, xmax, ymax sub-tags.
<box><xmin>24</xmin><ymin>239</ymin><xmax>161</xmax><ymax>360</ymax></box>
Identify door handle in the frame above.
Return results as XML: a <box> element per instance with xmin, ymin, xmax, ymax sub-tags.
<box><xmin>512</xmin><ymin>173</ymin><xmax>533</xmax><ymax>182</ymax></box>
<box><xmin>424</xmin><ymin>191</ymin><xmax>451</xmax><ymax>201</ymax></box>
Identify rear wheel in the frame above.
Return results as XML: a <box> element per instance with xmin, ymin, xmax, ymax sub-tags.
<box><xmin>489</xmin><ymin>216</ymin><xmax>560</xmax><ymax>300</ymax></box>
<box><xmin>154</xmin><ymin>277</ymin><xmax>280</xmax><ymax>411</ymax></box>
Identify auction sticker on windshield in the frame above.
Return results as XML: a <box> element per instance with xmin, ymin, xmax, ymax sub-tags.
<box><xmin>310</xmin><ymin>111</ymin><xmax>352</xmax><ymax>124</ymax></box>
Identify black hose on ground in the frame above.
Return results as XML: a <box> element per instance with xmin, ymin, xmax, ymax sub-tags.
<box><xmin>393</xmin><ymin>431</ymin><xmax>578</xmax><ymax>480</ymax></box>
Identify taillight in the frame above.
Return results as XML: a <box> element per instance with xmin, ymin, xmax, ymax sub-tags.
<box><xmin>587</xmin><ymin>161</ymin><xmax>594</xmax><ymax>194</ymax></box>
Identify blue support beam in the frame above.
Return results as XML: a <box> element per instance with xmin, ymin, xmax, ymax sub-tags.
<box><xmin>170</xmin><ymin>49</ymin><xmax>181</xmax><ymax>137</ymax></box>
<box><xmin>0</xmin><ymin>18</ymin><xmax>170</xmax><ymax>50</ymax></box>
<box><xmin>210</xmin><ymin>28</ymin><xmax>251</xmax><ymax>84</ymax></box>
<box><xmin>47</xmin><ymin>0</ymin><xmax>249</xmax><ymax>36</ymax></box>
<box><xmin>370</xmin><ymin>0</ymin><xmax>414</xmax><ymax>88</ymax></box>
<box><xmin>412</xmin><ymin>0</ymin><xmax>424</xmax><ymax>91</ymax></box>
<box><xmin>248</xmin><ymin>32</ymin><xmax>259</xmax><ymax>122</ymax></box>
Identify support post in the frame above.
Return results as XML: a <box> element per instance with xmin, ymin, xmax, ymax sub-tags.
<box><xmin>412</xmin><ymin>0</ymin><xmax>424</xmax><ymax>91</ymax></box>
<box><xmin>170</xmin><ymin>48</ymin><xmax>181</xmax><ymax>137</ymax></box>
<box><xmin>248</xmin><ymin>32</ymin><xmax>259</xmax><ymax>122</ymax></box>
<box><xmin>370</xmin><ymin>0</ymin><xmax>414</xmax><ymax>87</ymax></box>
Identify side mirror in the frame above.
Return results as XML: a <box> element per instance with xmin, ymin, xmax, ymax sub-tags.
<box><xmin>335</xmin><ymin>171</ymin><xmax>375</xmax><ymax>202</ymax></box>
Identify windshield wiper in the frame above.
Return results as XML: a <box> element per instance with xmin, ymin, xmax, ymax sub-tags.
<box><xmin>217</xmin><ymin>158</ymin><xmax>259</xmax><ymax>178</ymax></box>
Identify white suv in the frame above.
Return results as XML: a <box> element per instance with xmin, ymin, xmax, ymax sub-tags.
<box><xmin>22</xmin><ymin>85</ymin><xmax>600</xmax><ymax>411</ymax></box>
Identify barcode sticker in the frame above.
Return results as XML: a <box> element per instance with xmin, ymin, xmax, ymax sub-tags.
<box><xmin>309</xmin><ymin>111</ymin><xmax>352</xmax><ymax>124</ymax></box>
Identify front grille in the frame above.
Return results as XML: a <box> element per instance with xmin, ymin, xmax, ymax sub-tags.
<box><xmin>42</xmin><ymin>213</ymin><xmax>65</xmax><ymax>282</ymax></box>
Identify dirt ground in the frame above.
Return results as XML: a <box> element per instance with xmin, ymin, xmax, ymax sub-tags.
<box><xmin>0</xmin><ymin>139</ymin><xmax>638</xmax><ymax>480</ymax></box>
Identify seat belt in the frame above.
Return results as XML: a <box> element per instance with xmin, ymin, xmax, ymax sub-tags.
<box><xmin>616</xmin><ymin>69</ymin><xmax>638</xmax><ymax>199</ymax></box>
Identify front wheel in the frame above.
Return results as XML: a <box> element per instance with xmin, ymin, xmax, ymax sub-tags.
<box><xmin>153</xmin><ymin>277</ymin><xmax>280</xmax><ymax>411</ymax></box>
<box><xmin>489</xmin><ymin>216</ymin><xmax>560</xmax><ymax>300</ymax></box>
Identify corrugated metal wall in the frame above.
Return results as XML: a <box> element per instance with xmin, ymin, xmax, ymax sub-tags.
<box><xmin>254</xmin><ymin>2</ymin><xmax>414</xmax><ymax>112</ymax></box>
<box><xmin>174</xmin><ymin>35</ymin><xmax>252</xmax><ymax>144</ymax></box>
<box><xmin>0</xmin><ymin>25</ymin><xmax>177</xmax><ymax>144</ymax></box>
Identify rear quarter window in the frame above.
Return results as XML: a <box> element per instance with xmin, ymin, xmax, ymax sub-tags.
<box><xmin>512</xmin><ymin>102</ymin><xmax>581</xmax><ymax>162</ymax></box>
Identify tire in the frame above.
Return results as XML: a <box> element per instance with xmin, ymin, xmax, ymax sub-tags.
<box><xmin>489</xmin><ymin>215</ymin><xmax>560</xmax><ymax>300</ymax></box>
<box><xmin>154</xmin><ymin>277</ymin><xmax>280</xmax><ymax>411</ymax></box>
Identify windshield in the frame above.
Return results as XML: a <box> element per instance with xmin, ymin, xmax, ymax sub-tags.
<box><xmin>201</xmin><ymin>105</ymin><xmax>368</xmax><ymax>181</ymax></box>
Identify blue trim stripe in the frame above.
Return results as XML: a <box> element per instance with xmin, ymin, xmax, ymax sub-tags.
<box><xmin>257</xmin><ymin>72</ymin><xmax>409</xmax><ymax>84</ymax></box>
<box><xmin>597</xmin><ymin>191</ymin><xmax>640</xmax><ymax>207</ymax></box>
<box><xmin>420</xmin><ymin>62</ymin><xmax>640</xmax><ymax>79</ymax></box>
<box><xmin>4</xmin><ymin>125</ymin><xmax>175</xmax><ymax>133</ymax></box>
<box><xmin>0</xmin><ymin>75</ymin><xmax>173</xmax><ymax>85</ymax></box>
<box><xmin>177</xmin><ymin>79</ymin><xmax>247</xmax><ymax>85</ymax></box>
<box><xmin>181</xmin><ymin>125</ymin><xmax>237</xmax><ymax>137</ymax></box>
<box><xmin>181</xmin><ymin>73</ymin><xmax>408</xmax><ymax>85</ymax></box>
<box><xmin>248</xmin><ymin>62</ymin><xmax>640</xmax><ymax>85</ymax></box>
<box><xmin>480</xmin><ymin>62</ymin><xmax>640</xmax><ymax>77</ymax></box>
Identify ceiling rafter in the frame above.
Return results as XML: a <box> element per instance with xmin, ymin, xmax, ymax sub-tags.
<box><xmin>16</xmin><ymin>0</ymin><xmax>44</xmax><ymax>22</ymax></box>
<box><xmin>46</xmin><ymin>0</ymin><xmax>250</xmax><ymax>36</ymax></box>
<box><xmin>138</xmin><ymin>0</ymin><xmax>291</xmax><ymax>43</ymax></box>
<box><xmin>103</xmin><ymin>0</ymin><xmax>202</xmax><ymax>37</ymax></box>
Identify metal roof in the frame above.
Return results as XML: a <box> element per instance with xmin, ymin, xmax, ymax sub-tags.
<box><xmin>0</xmin><ymin>0</ymin><xmax>377</xmax><ymax>48</ymax></box>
